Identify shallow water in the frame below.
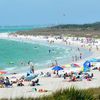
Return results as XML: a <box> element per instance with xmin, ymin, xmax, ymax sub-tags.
<box><xmin>0</xmin><ymin>39</ymin><xmax>92</xmax><ymax>73</ymax></box>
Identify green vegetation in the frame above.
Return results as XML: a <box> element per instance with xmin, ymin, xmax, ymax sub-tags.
<box><xmin>1</xmin><ymin>87</ymin><xmax>100</xmax><ymax>100</ymax></box>
<box><xmin>14</xmin><ymin>22</ymin><xmax>100</xmax><ymax>38</ymax></box>
<box><xmin>51</xmin><ymin>22</ymin><xmax>100</xmax><ymax>31</ymax></box>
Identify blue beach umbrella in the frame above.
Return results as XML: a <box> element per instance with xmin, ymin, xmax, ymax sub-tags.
<box><xmin>52</xmin><ymin>66</ymin><xmax>63</xmax><ymax>71</ymax></box>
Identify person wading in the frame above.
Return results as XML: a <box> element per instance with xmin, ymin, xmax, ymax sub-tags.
<box><xmin>28</xmin><ymin>61</ymin><xmax>34</xmax><ymax>73</ymax></box>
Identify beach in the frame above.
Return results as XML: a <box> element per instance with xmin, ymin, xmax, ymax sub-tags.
<box><xmin>0</xmin><ymin>33</ymin><xmax>100</xmax><ymax>99</ymax></box>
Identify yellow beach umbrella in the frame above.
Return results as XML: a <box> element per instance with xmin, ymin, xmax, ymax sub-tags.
<box><xmin>62</xmin><ymin>64</ymin><xmax>71</xmax><ymax>68</ymax></box>
<box><xmin>79</xmin><ymin>67</ymin><xmax>84</xmax><ymax>71</ymax></box>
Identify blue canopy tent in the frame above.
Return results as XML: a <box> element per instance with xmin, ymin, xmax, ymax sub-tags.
<box><xmin>88</xmin><ymin>58</ymin><xmax>98</xmax><ymax>62</ymax></box>
<box><xmin>52</xmin><ymin>66</ymin><xmax>63</xmax><ymax>71</ymax></box>
<box><xmin>88</xmin><ymin>58</ymin><xmax>100</xmax><ymax>62</ymax></box>
<box><xmin>97</xmin><ymin>59</ymin><xmax>100</xmax><ymax>62</ymax></box>
<box><xmin>83</xmin><ymin>61</ymin><xmax>91</xmax><ymax>72</ymax></box>
<box><xmin>52</xmin><ymin>66</ymin><xmax>63</xmax><ymax>75</ymax></box>
<box><xmin>83</xmin><ymin>58</ymin><xmax>100</xmax><ymax>72</ymax></box>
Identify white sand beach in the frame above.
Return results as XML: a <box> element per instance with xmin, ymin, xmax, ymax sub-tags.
<box><xmin>0</xmin><ymin>33</ymin><xmax>100</xmax><ymax>99</ymax></box>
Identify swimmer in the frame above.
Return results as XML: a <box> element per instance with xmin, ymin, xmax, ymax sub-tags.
<box><xmin>34</xmin><ymin>47</ymin><xmax>37</xmax><ymax>48</ymax></box>
<box><xmin>78</xmin><ymin>48</ymin><xmax>80</xmax><ymax>51</ymax></box>
<box><xmin>49</xmin><ymin>49</ymin><xmax>51</xmax><ymax>53</ymax></box>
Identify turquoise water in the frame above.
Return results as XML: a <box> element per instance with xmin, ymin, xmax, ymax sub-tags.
<box><xmin>0</xmin><ymin>26</ymin><xmax>92</xmax><ymax>72</ymax></box>
<box><xmin>0</xmin><ymin>25</ymin><xmax>46</xmax><ymax>33</ymax></box>
<box><xmin>0</xmin><ymin>26</ymin><xmax>92</xmax><ymax>73</ymax></box>
<box><xmin>0</xmin><ymin>39</ymin><xmax>92</xmax><ymax>72</ymax></box>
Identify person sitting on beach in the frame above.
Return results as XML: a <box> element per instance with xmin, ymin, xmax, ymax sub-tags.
<box><xmin>92</xmin><ymin>67</ymin><xmax>98</xmax><ymax>70</ymax></box>
<box><xmin>17</xmin><ymin>79</ymin><xmax>24</xmax><ymax>86</ymax></box>
<box><xmin>71</xmin><ymin>76</ymin><xmax>76</xmax><ymax>82</ymax></box>
<box><xmin>63</xmin><ymin>74</ymin><xmax>66</xmax><ymax>79</ymax></box>
<box><xmin>98</xmin><ymin>67</ymin><xmax>100</xmax><ymax>71</ymax></box>
<box><xmin>38</xmin><ymin>89</ymin><xmax>48</xmax><ymax>92</ymax></box>
<box><xmin>30</xmin><ymin>78</ymin><xmax>39</xmax><ymax>86</ymax></box>
<box><xmin>30</xmin><ymin>81</ymin><xmax>35</xmax><ymax>86</ymax></box>
<box><xmin>40</xmin><ymin>72</ymin><xmax>44</xmax><ymax>75</ymax></box>
<box><xmin>46</xmin><ymin>72</ymin><xmax>51</xmax><ymax>77</ymax></box>
<box><xmin>4</xmin><ymin>77</ymin><xmax>12</xmax><ymax>87</ymax></box>
<box><xmin>0</xmin><ymin>77</ymin><xmax>5</xmax><ymax>88</ymax></box>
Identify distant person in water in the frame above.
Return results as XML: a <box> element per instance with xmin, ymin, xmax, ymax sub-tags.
<box><xmin>78</xmin><ymin>47</ymin><xmax>80</xmax><ymax>51</ymax></box>
<box><xmin>49</xmin><ymin>49</ymin><xmax>51</xmax><ymax>53</ymax></box>
<box><xmin>75</xmin><ymin>55</ymin><xmax>77</xmax><ymax>61</ymax></box>
<box><xmin>55</xmin><ymin>60</ymin><xmax>58</xmax><ymax>65</ymax></box>
<box><xmin>28</xmin><ymin>61</ymin><xmax>34</xmax><ymax>73</ymax></box>
<box><xmin>72</xmin><ymin>56</ymin><xmax>74</xmax><ymax>62</ymax></box>
<box><xmin>80</xmin><ymin>53</ymin><xmax>82</xmax><ymax>59</ymax></box>
<box><xmin>50</xmin><ymin>63</ymin><xmax>55</xmax><ymax>67</ymax></box>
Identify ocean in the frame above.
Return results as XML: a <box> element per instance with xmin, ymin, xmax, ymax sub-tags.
<box><xmin>0</xmin><ymin>26</ymin><xmax>92</xmax><ymax>73</ymax></box>
<box><xmin>0</xmin><ymin>25</ymin><xmax>46</xmax><ymax>33</ymax></box>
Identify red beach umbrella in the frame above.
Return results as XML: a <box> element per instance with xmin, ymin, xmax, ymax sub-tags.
<box><xmin>71</xmin><ymin>64</ymin><xmax>80</xmax><ymax>67</ymax></box>
<box><xmin>0</xmin><ymin>70</ymin><xmax>7</xmax><ymax>74</ymax></box>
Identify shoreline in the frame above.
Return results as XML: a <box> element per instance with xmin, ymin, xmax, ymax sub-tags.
<box><xmin>0</xmin><ymin>33</ymin><xmax>94</xmax><ymax>71</ymax></box>
<box><xmin>0</xmin><ymin>33</ymin><xmax>100</xmax><ymax>99</ymax></box>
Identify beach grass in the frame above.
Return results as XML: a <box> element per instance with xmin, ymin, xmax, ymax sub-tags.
<box><xmin>1</xmin><ymin>87</ymin><xmax>100</xmax><ymax>100</ymax></box>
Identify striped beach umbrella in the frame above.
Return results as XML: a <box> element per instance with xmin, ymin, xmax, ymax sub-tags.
<box><xmin>0</xmin><ymin>70</ymin><xmax>7</xmax><ymax>74</ymax></box>
<box><xmin>71</xmin><ymin>64</ymin><xmax>80</xmax><ymax>67</ymax></box>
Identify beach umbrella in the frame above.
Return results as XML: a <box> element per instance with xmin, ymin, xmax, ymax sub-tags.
<box><xmin>88</xmin><ymin>58</ymin><xmax>98</xmax><ymax>62</ymax></box>
<box><xmin>62</xmin><ymin>64</ymin><xmax>71</xmax><ymax>68</ymax></box>
<box><xmin>52</xmin><ymin>66</ymin><xmax>63</xmax><ymax>71</ymax></box>
<box><xmin>71</xmin><ymin>64</ymin><xmax>80</xmax><ymax>67</ymax></box>
<box><xmin>0</xmin><ymin>70</ymin><xmax>7</xmax><ymax>74</ymax></box>
<box><xmin>52</xmin><ymin>66</ymin><xmax>63</xmax><ymax>75</ymax></box>
<box><xmin>97</xmin><ymin>59</ymin><xmax>100</xmax><ymax>62</ymax></box>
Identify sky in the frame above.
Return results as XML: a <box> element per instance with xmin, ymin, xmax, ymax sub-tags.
<box><xmin>0</xmin><ymin>0</ymin><xmax>100</xmax><ymax>26</ymax></box>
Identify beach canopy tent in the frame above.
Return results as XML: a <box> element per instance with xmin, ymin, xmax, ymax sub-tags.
<box><xmin>83</xmin><ymin>58</ymin><xmax>100</xmax><ymax>72</ymax></box>
<box><xmin>52</xmin><ymin>66</ymin><xmax>63</xmax><ymax>71</ymax></box>
<box><xmin>52</xmin><ymin>66</ymin><xmax>63</xmax><ymax>75</ymax></box>
<box><xmin>88</xmin><ymin>58</ymin><xmax>99</xmax><ymax>62</ymax></box>
<box><xmin>88</xmin><ymin>58</ymin><xmax>100</xmax><ymax>62</ymax></box>
<box><xmin>83</xmin><ymin>61</ymin><xmax>91</xmax><ymax>72</ymax></box>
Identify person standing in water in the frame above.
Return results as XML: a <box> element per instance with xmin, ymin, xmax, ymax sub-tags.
<box><xmin>49</xmin><ymin>49</ymin><xmax>51</xmax><ymax>53</ymax></box>
<box><xmin>55</xmin><ymin>60</ymin><xmax>58</xmax><ymax>65</ymax></box>
<box><xmin>80</xmin><ymin>53</ymin><xmax>82</xmax><ymax>59</ymax></box>
<box><xmin>28</xmin><ymin>61</ymin><xmax>34</xmax><ymax>73</ymax></box>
